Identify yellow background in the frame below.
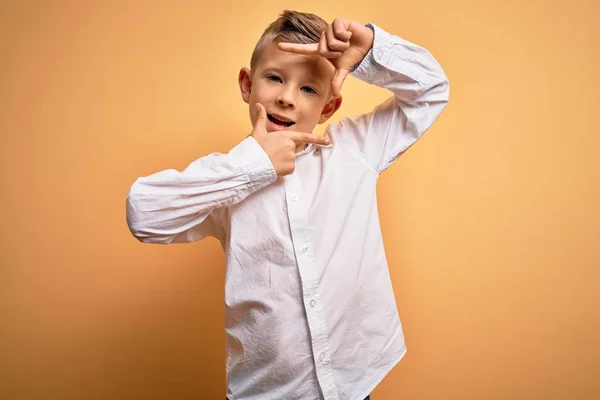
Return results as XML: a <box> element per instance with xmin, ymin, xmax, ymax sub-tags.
<box><xmin>1</xmin><ymin>0</ymin><xmax>598</xmax><ymax>399</ymax></box>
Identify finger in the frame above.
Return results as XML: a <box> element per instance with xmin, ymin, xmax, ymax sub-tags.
<box><xmin>278</xmin><ymin>39</ymin><xmax>339</xmax><ymax>58</ymax></box>
<box><xmin>253</xmin><ymin>103</ymin><xmax>268</xmax><ymax>132</ymax></box>
<box><xmin>333</xmin><ymin>18</ymin><xmax>353</xmax><ymax>42</ymax></box>
<box><xmin>319</xmin><ymin>31</ymin><xmax>342</xmax><ymax>59</ymax></box>
<box><xmin>284</xmin><ymin>131</ymin><xmax>331</xmax><ymax>145</ymax></box>
<box><xmin>332</xmin><ymin>68</ymin><xmax>350</xmax><ymax>97</ymax></box>
<box><xmin>319</xmin><ymin>31</ymin><xmax>327</xmax><ymax>55</ymax></box>
<box><xmin>277</xmin><ymin>42</ymin><xmax>319</xmax><ymax>55</ymax></box>
<box><xmin>326</xmin><ymin>24</ymin><xmax>350</xmax><ymax>52</ymax></box>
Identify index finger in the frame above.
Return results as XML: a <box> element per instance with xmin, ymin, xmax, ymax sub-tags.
<box><xmin>283</xmin><ymin>131</ymin><xmax>330</xmax><ymax>145</ymax></box>
<box><xmin>277</xmin><ymin>42</ymin><xmax>319</xmax><ymax>55</ymax></box>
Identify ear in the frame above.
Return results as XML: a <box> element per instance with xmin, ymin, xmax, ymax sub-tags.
<box><xmin>318</xmin><ymin>95</ymin><xmax>343</xmax><ymax>124</ymax></box>
<box><xmin>238</xmin><ymin>67</ymin><xmax>252</xmax><ymax>104</ymax></box>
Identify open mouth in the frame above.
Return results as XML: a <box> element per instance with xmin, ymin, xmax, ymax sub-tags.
<box><xmin>267</xmin><ymin>114</ymin><xmax>295</xmax><ymax>127</ymax></box>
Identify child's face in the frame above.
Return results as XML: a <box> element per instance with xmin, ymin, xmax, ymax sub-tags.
<box><xmin>239</xmin><ymin>42</ymin><xmax>342</xmax><ymax>134</ymax></box>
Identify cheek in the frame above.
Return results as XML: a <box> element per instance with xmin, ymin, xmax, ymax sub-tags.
<box><xmin>250</xmin><ymin>82</ymin><xmax>269</xmax><ymax>99</ymax></box>
<box><xmin>305</xmin><ymin>100</ymin><xmax>326</xmax><ymax>120</ymax></box>
<box><xmin>296</xmin><ymin>106</ymin><xmax>322</xmax><ymax>130</ymax></box>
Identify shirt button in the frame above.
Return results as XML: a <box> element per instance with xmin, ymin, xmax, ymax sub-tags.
<box><xmin>310</xmin><ymin>299</ymin><xmax>316</xmax><ymax>308</ymax></box>
<box><xmin>319</xmin><ymin>353</ymin><xmax>325</xmax><ymax>362</ymax></box>
<box><xmin>290</xmin><ymin>194</ymin><xmax>298</xmax><ymax>202</ymax></box>
<box><xmin>300</xmin><ymin>244</ymin><xmax>308</xmax><ymax>253</ymax></box>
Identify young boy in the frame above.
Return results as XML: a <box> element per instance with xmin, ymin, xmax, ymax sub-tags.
<box><xmin>126</xmin><ymin>10</ymin><xmax>449</xmax><ymax>400</ymax></box>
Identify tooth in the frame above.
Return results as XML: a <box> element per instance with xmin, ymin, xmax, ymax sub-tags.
<box><xmin>275</xmin><ymin>115</ymin><xmax>290</xmax><ymax>122</ymax></box>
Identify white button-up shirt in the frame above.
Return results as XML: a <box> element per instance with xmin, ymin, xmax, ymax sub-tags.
<box><xmin>127</xmin><ymin>23</ymin><xmax>449</xmax><ymax>400</ymax></box>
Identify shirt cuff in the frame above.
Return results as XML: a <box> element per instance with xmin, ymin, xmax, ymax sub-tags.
<box><xmin>351</xmin><ymin>23</ymin><xmax>432</xmax><ymax>85</ymax></box>
<box><xmin>229</xmin><ymin>136</ymin><xmax>278</xmax><ymax>189</ymax></box>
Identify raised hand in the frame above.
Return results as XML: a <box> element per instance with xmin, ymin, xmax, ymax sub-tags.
<box><xmin>278</xmin><ymin>18</ymin><xmax>374</xmax><ymax>97</ymax></box>
<box><xmin>252</xmin><ymin>103</ymin><xmax>330</xmax><ymax>176</ymax></box>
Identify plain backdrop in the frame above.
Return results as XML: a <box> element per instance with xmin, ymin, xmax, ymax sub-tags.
<box><xmin>1</xmin><ymin>0</ymin><xmax>598</xmax><ymax>399</ymax></box>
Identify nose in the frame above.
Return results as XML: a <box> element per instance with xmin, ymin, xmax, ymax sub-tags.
<box><xmin>276</xmin><ymin>87</ymin><xmax>295</xmax><ymax>109</ymax></box>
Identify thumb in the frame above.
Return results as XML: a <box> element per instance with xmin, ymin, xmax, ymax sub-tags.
<box><xmin>253</xmin><ymin>103</ymin><xmax>268</xmax><ymax>134</ymax></box>
<box><xmin>332</xmin><ymin>68</ymin><xmax>349</xmax><ymax>98</ymax></box>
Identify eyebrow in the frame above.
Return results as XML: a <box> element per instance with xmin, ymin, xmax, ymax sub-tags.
<box><xmin>262</xmin><ymin>66</ymin><xmax>284</xmax><ymax>74</ymax></box>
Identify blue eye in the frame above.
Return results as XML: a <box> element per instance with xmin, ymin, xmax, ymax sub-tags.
<box><xmin>267</xmin><ymin>75</ymin><xmax>282</xmax><ymax>83</ymax></box>
<box><xmin>301</xmin><ymin>86</ymin><xmax>317</xmax><ymax>94</ymax></box>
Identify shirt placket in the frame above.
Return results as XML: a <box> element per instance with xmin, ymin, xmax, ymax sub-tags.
<box><xmin>282</xmin><ymin>173</ymin><xmax>340</xmax><ymax>400</ymax></box>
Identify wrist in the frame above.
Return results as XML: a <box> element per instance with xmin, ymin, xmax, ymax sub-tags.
<box><xmin>362</xmin><ymin>23</ymin><xmax>375</xmax><ymax>52</ymax></box>
<box><xmin>350</xmin><ymin>23</ymin><xmax>375</xmax><ymax>73</ymax></box>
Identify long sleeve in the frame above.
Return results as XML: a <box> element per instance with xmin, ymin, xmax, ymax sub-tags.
<box><xmin>126</xmin><ymin>136</ymin><xmax>277</xmax><ymax>244</ymax></box>
<box><xmin>334</xmin><ymin>23</ymin><xmax>450</xmax><ymax>173</ymax></box>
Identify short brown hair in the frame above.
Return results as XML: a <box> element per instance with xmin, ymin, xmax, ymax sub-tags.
<box><xmin>250</xmin><ymin>10</ymin><xmax>328</xmax><ymax>72</ymax></box>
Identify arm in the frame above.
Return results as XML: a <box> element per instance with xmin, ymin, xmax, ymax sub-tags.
<box><xmin>126</xmin><ymin>107</ymin><xmax>330</xmax><ymax>245</ymax></box>
<box><xmin>126</xmin><ymin>136</ymin><xmax>276</xmax><ymax>244</ymax></box>
<box><xmin>339</xmin><ymin>23</ymin><xmax>450</xmax><ymax>173</ymax></box>
<box><xmin>279</xmin><ymin>20</ymin><xmax>450</xmax><ymax>173</ymax></box>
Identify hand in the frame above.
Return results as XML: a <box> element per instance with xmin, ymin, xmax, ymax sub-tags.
<box><xmin>278</xmin><ymin>18</ymin><xmax>374</xmax><ymax>97</ymax></box>
<box><xmin>251</xmin><ymin>103</ymin><xmax>330</xmax><ymax>176</ymax></box>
